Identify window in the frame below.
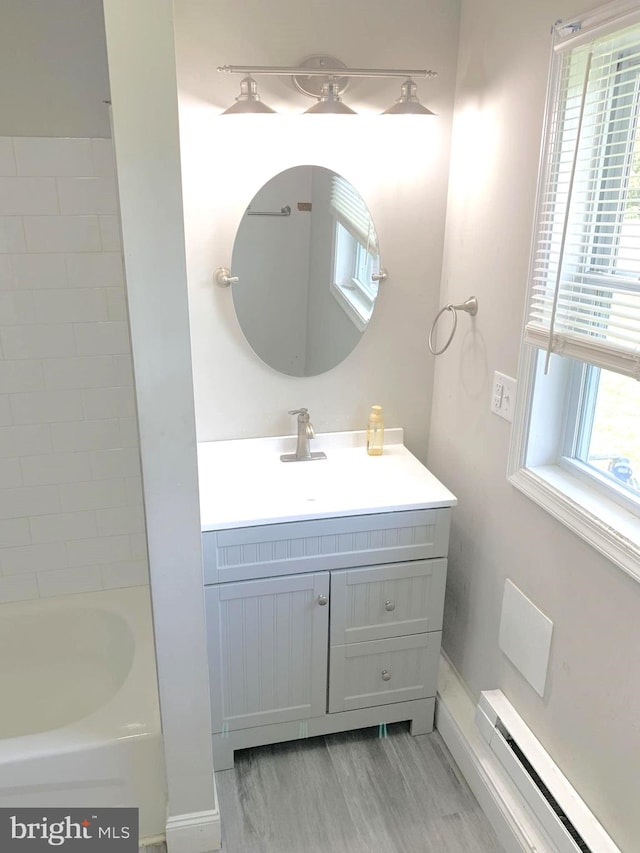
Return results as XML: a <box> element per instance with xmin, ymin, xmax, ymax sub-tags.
<box><xmin>329</xmin><ymin>175</ymin><xmax>380</xmax><ymax>330</ymax></box>
<box><xmin>510</xmin><ymin>2</ymin><xmax>640</xmax><ymax>582</ymax></box>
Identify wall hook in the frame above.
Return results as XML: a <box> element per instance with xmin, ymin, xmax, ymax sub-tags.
<box><xmin>214</xmin><ymin>268</ymin><xmax>239</xmax><ymax>287</ymax></box>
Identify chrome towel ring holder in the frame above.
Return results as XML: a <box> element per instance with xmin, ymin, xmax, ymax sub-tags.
<box><xmin>428</xmin><ymin>296</ymin><xmax>478</xmax><ymax>355</ymax></box>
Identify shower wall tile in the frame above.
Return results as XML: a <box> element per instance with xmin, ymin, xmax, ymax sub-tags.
<box><xmin>59</xmin><ymin>477</ymin><xmax>128</xmax><ymax>513</ymax></box>
<box><xmin>96</xmin><ymin>505</ymin><xmax>146</xmax><ymax>536</ymax></box>
<box><xmin>89</xmin><ymin>447</ymin><xmax>141</xmax><ymax>481</ymax></box>
<box><xmin>20</xmin><ymin>451</ymin><xmax>92</xmax><ymax>486</ymax></box>
<box><xmin>57</xmin><ymin>177</ymin><xmax>118</xmax><ymax>215</ymax></box>
<box><xmin>91</xmin><ymin>139</ymin><xmax>116</xmax><ymax>178</ymax></box>
<box><xmin>82</xmin><ymin>386</ymin><xmax>136</xmax><ymax>420</ymax></box>
<box><xmin>43</xmin><ymin>355</ymin><xmax>117</xmax><ymax>390</ymax></box>
<box><xmin>1</xmin><ymin>542</ymin><xmax>68</xmax><ymax>575</ymax></box>
<box><xmin>0</xmin><ymin>136</ymin><xmax>149</xmax><ymax>604</ymax></box>
<box><xmin>23</xmin><ymin>214</ymin><xmax>102</xmax><ymax>253</ymax></box>
<box><xmin>0</xmin><ymin>138</ymin><xmax>17</xmax><ymax>176</ymax></box>
<box><xmin>37</xmin><ymin>565</ymin><xmax>103</xmax><ymax>598</ymax></box>
<box><xmin>0</xmin><ymin>255</ymin><xmax>14</xmax><ymax>288</ymax></box>
<box><xmin>51</xmin><ymin>418</ymin><xmax>121</xmax><ymax>452</ymax></box>
<box><xmin>0</xmin><ymin>457</ymin><xmax>22</xmax><ymax>488</ymax></box>
<box><xmin>0</xmin><ymin>518</ymin><xmax>31</xmax><ymax>548</ymax></box>
<box><xmin>0</xmin><ymin>574</ymin><xmax>39</xmax><ymax>603</ymax></box>
<box><xmin>11</xmin><ymin>253</ymin><xmax>68</xmax><ymax>288</ymax></box>
<box><xmin>13</xmin><ymin>137</ymin><xmax>93</xmax><ymax>177</ymax></box>
<box><xmin>66</xmin><ymin>534</ymin><xmax>132</xmax><ymax>568</ymax></box>
<box><xmin>0</xmin><ymin>485</ymin><xmax>61</xmax><ymax>519</ymax></box>
<box><xmin>0</xmin><ymin>217</ymin><xmax>26</xmax><ymax>253</ymax></box>
<box><xmin>74</xmin><ymin>320</ymin><xmax>130</xmax><ymax>355</ymax></box>
<box><xmin>98</xmin><ymin>215</ymin><xmax>122</xmax><ymax>251</ymax></box>
<box><xmin>0</xmin><ymin>360</ymin><xmax>44</xmax><ymax>394</ymax></box>
<box><xmin>0</xmin><ymin>324</ymin><xmax>77</xmax><ymax>359</ymax></box>
<box><xmin>29</xmin><ymin>510</ymin><xmax>98</xmax><ymax>544</ymax></box>
<box><xmin>0</xmin><ymin>396</ymin><xmax>12</xmax><ymax>427</ymax></box>
<box><xmin>101</xmin><ymin>560</ymin><xmax>149</xmax><ymax>590</ymax></box>
<box><xmin>31</xmin><ymin>288</ymin><xmax>109</xmax><ymax>324</ymax></box>
<box><xmin>66</xmin><ymin>252</ymin><xmax>124</xmax><ymax>288</ymax></box>
<box><xmin>10</xmin><ymin>389</ymin><xmax>84</xmax><ymax>424</ymax></box>
<box><xmin>0</xmin><ymin>177</ymin><xmax>59</xmax><ymax>215</ymax></box>
<box><xmin>0</xmin><ymin>424</ymin><xmax>53</xmax><ymax>458</ymax></box>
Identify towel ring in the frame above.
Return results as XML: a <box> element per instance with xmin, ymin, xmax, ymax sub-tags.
<box><xmin>428</xmin><ymin>296</ymin><xmax>478</xmax><ymax>355</ymax></box>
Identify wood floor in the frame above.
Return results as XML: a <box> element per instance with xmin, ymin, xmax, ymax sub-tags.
<box><xmin>215</xmin><ymin>723</ymin><xmax>503</xmax><ymax>853</ymax></box>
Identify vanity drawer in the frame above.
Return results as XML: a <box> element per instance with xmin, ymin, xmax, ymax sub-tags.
<box><xmin>330</xmin><ymin>558</ymin><xmax>447</xmax><ymax>645</ymax></box>
<box><xmin>328</xmin><ymin>631</ymin><xmax>441</xmax><ymax>713</ymax></box>
<box><xmin>203</xmin><ymin>508</ymin><xmax>450</xmax><ymax>584</ymax></box>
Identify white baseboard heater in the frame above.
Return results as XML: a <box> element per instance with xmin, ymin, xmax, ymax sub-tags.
<box><xmin>475</xmin><ymin>691</ymin><xmax>620</xmax><ymax>853</ymax></box>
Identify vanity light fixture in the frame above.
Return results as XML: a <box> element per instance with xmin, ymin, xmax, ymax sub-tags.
<box><xmin>382</xmin><ymin>78</ymin><xmax>435</xmax><ymax>115</ymax></box>
<box><xmin>217</xmin><ymin>56</ymin><xmax>437</xmax><ymax>115</ymax></box>
<box><xmin>221</xmin><ymin>75</ymin><xmax>276</xmax><ymax>114</ymax></box>
<box><xmin>303</xmin><ymin>81</ymin><xmax>356</xmax><ymax>114</ymax></box>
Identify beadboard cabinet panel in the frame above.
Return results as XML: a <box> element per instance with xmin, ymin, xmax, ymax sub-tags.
<box><xmin>328</xmin><ymin>631</ymin><xmax>441</xmax><ymax>713</ymax></box>
<box><xmin>203</xmin><ymin>508</ymin><xmax>450</xmax><ymax>584</ymax></box>
<box><xmin>330</xmin><ymin>558</ymin><xmax>447</xmax><ymax>645</ymax></box>
<box><xmin>206</xmin><ymin>572</ymin><xmax>329</xmax><ymax>732</ymax></box>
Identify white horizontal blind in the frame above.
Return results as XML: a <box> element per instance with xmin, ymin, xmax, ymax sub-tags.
<box><xmin>525</xmin><ymin>17</ymin><xmax>640</xmax><ymax>379</ymax></box>
<box><xmin>329</xmin><ymin>176</ymin><xmax>379</xmax><ymax>256</ymax></box>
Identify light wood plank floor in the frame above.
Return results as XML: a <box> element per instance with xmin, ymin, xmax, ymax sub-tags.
<box><xmin>215</xmin><ymin>723</ymin><xmax>503</xmax><ymax>852</ymax></box>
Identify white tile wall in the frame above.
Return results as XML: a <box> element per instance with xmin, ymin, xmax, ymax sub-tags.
<box><xmin>0</xmin><ymin>136</ymin><xmax>149</xmax><ymax>603</ymax></box>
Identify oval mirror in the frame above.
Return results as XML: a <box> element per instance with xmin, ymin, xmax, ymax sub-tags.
<box><xmin>230</xmin><ymin>165</ymin><xmax>382</xmax><ymax>377</ymax></box>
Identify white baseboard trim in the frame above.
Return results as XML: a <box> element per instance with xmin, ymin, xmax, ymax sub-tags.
<box><xmin>165</xmin><ymin>806</ymin><xmax>220</xmax><ymax>853</ymax></box>
<box><xmin>435</xmin><ymin>654</ymin><xmax>557</xmax><ymax>853</ymax></box>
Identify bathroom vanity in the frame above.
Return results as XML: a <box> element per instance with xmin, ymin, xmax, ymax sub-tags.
<box><xmin>199</xmin><ymin>429</ymin><xmax>456</xmax><ymax>770</ymax></box>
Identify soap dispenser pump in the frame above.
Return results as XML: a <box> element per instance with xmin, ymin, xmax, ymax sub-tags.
<box><xmin>366</xmin><ymin>405</ymin><xmax>384</xmax><ymax>456</ymax></box>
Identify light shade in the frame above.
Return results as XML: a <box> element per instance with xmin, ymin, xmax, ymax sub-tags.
<box><xmin>304</xmin><ymin>81</ymin><xmax>356</xmax><ymax>114</ymax></box>
<box><xmin>382</xmin><ymin>78</ymin><xmax>435</xmax><ymax>115</ymax></box>
<box><xmin>221</xmin><ymin>76</ymin><xmax>276</xmax><ymax>114</ymax></box>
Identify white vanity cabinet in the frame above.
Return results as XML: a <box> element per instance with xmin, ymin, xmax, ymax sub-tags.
<box><xmin>203</xmin><ymin>506</ymin><xmax>452</xmax><ymax>770</ymax></box>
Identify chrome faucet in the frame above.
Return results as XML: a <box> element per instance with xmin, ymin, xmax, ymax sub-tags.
<box><xmin>280</xmin><ymin>408</ymin><xmax>327</xmax><ymax>462</ymax></box>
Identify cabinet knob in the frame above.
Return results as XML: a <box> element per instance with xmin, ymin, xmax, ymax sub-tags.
<box><xmin>381</xmin><ymin>669</ymin><xmax>391</xmax><ymax>682</ymax></box>
<box><xmin>317</xmin><ymin>594</ymin><xmax>328</xmax><ymax>606</ymax></box>
<box><xmin>384</xmin><ymin>600</ymin><xmax>395</xmax><ymax>612</ymax></box>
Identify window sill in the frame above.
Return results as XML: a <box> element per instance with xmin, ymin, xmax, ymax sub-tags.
<box><xmin>331</xmin><ymin>282</ymin><xmax>370</xmax><ymax>332</ymax></box>
<box><xmin>509</xmin><ymin>465</ymin><xmax>640</xmax><ymax>585</ymax></box>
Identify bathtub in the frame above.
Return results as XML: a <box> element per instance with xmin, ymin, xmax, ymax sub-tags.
<box><xmin>0</xmin><ymin>586</ymin><xmax>166</xmax><ymax>840</ymax></box>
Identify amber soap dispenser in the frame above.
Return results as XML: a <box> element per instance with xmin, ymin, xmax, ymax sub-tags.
<box><xmin>366</xmin><ymin>405</ymin><xmax>384</xmax><ymax>456</ymax></box>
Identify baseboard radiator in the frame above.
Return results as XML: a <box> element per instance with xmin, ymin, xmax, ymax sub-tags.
<box><xmin>475</xmin><ymin>691</ymin><xmax>620</xmax><ymax>853</ymax></box>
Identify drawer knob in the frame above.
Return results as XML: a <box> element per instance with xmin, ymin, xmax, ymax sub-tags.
<box><xmin>381</xmin><ymin>669</ymin><xmax>391</xmax><ymax>681</ymax></box>
<box><xmin>317</xmin><ymin>594</ymin><xmax>328</xmax><ymax>606</ymax></box>
<box><xmin>384</xmin><ymin>600</ymin><xmax>395</xmax><ymax>612</ymax></box>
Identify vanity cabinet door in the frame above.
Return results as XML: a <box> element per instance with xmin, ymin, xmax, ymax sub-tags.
<box><xmin>206</xmin><ymin>572</ymin><xmax>329</xmax><ymax>733</ymax></box>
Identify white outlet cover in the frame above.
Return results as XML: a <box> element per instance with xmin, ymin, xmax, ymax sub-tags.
<box><xmin>499</xmin><ymin>579</ymin><xmax>553</xmax><ymax>697</ymax></box>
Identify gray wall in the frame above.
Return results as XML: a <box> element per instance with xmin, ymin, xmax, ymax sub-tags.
<box><xmin>0</xmin><ymin>0</ymin><xmax>110</xmax><ymax>138</ymax></box>
<box><xmin>428</xmin><ymin>1</ymin><xmax>640</xmax><ymax>850</ymax></box>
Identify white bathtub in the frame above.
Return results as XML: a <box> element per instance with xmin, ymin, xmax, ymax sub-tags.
<box><xmin>0</xmin><ymin>586</ymin><xmax>166</xmax><ymax>840</ymax></box>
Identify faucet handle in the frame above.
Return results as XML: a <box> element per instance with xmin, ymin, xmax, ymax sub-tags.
<box><xmin>288</xmin><ymin>408</ymin><xmax>309</xmax><ymax>418</ymax></box>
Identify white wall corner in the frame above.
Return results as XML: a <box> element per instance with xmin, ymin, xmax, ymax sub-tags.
<box><xmin>166</xmin><ymin>806</ymin><xmax>221</xmax><ymax>853</ymax></box>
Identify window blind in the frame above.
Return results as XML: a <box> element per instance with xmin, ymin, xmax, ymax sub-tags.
<box><xmin>329</xmin><ymin>176</ymin><xmax>379</xmax><ymax>256</ymax></box>
<box><xmin>524</xmin><ymin>16</ymin><xmax>640</xmax><ymax>379</ymax></box>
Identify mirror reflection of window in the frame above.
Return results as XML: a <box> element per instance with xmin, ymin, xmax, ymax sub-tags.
<box><xmin>230</xmin><ymin>166</ymin><xmax>382</xmax><ymax>377</ymax></box>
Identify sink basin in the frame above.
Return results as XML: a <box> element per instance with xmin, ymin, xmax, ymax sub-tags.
<box><xmin>197</xmin><ymin>428</ymin><xmax>456</xmax><ymax>530</ymax></box>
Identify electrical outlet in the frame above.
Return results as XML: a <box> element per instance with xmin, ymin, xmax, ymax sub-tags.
<box><xmin>490</xmin><ymin>371</ymin><xmax>517</xmax><ymax>422</ymax></box>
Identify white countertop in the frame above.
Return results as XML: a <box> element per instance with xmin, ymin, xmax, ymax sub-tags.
<box><xmin>197</xmin><ymin>428</ymin><xmax>457</xmax><ymax>531</ymax></box>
